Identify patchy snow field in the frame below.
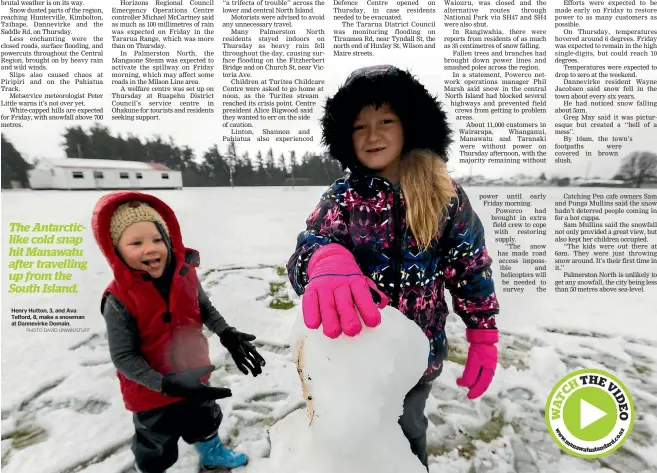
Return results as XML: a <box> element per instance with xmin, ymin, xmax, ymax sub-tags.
<box><xmin>2</xmin><ymin>186</ymin><xmax>656</xmax><ymax>473</ymax></box>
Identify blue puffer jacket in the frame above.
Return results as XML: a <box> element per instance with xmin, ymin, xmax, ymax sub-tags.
<box><xmin>286</xmin><ymin>173</ymin><xmax>499</xmax><ymax>384</ymax></box>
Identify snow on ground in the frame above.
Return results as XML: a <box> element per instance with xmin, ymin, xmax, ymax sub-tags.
<box><xmin>2</xmin><ymin>186</ymin><xmax>656</xmax><ymax>473</ymax></box>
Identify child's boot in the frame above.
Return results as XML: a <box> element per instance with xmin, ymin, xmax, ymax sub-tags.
<box><xmin>133</xmin><ymin>464</ymin><xmax>165</xmax><ymax>473</ymax></box>
<box><xmin>194</xmin><ymin>435</ymin><xmax>248</xmax><ymax>470</ymax></box>
<box><xmin>133</xmin><ymin>467</ymin><xmax>166</xmax><ymax>473</ymax></box>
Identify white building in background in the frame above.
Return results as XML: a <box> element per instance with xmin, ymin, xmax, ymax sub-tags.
<box><xmin>27</xmin><ymin>158</ymin><xmax>183</xmax><ymax>190</ymax></box>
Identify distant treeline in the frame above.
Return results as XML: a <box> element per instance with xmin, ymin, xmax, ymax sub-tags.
<box><xmin>2</xmin><ymin>134</ymin><xmax>32</xmax><ymax>189</ymax></box>
<box><xmin>2</xmin><ymin>125</ymin><xmax>656</xmax><ymax>189</ymax></box>
<box><xmin>1</xmin><ymin>125</ymin><xmax>346</xmax><ymax>188</ymax></box>
<box><xmin>60</xmin><ymin>125</ymin><xmax>345</xmax><ymax>187</ymax></box>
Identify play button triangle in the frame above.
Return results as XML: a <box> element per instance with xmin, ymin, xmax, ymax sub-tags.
<box><xmin>581</xmin><ymin>398</ymin><xmax>607</xmax><ymax>429</ymax></box>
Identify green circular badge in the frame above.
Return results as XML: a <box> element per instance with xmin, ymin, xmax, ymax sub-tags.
<box><xmin>545</xmin><ymin>369</ymin><xmax>634</xmax><ymax>459</ymax></box>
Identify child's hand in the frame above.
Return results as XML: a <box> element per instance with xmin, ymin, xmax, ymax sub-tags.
<box><xmin>304</xmin><ymin>244</ymin><xmax>389</xmax><ymax>338</ymax></box>
<box><xmin>456</xmin><ymin>329</ymin><xmax>498</xmax><ymax>400</ymax></box>
<box><xmin>161</xmin><ymin>365</ymin><xmax>232</xmax><ymax>401</ymax></box>
<box><xmin>219</xmin><ymin>328</ymin><xmax>267</xmax><ymax>377</ymax></box>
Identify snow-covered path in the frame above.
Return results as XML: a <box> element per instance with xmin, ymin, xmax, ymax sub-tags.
<box><xmin>2</xmin><ymin>187</ymin><xmax>657</xmax><ymax>473</ymax></box>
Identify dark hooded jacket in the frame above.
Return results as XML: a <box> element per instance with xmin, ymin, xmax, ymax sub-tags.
<box><xmin>321</xmin><ymin>64</ymin><xmax>454</xmax><ymax>171</ymax></box>
<box><xmin>287</xmin><ymin>66</ymin><xmax>499</xmax><ymax>384</ymax></box>
<box><xmin>92</xmin><ymin>191</ymin><xmax>229</xmax><ymax>412</ymax></box>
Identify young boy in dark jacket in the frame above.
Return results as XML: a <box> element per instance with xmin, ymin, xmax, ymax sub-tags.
<box><xmin>92</xmin><ymin>191</ymin><xmax>266</xmax><ymax>473</ymax></box>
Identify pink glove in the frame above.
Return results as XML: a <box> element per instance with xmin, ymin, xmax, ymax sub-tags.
<box><xmin>456</xmin><ymin>329</ymin><xmax>498</xmax><ymax>400</ymax></box>
<box><xmin>303</xmin><ymin>244</ymin><xmax>388</xmax><ymax>338</ymax></box>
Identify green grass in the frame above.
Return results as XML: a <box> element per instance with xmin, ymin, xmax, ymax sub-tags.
<box><xmin>445</xmin><ymin>343</ymin><xmax>468</xmax><ymax>365</ymax></box>
<box><xmin>7</xmin><ymin>426</ymin><xmax>47</xmax><ymax>449</ymax></box>
<box><xmin>458</xmin><ymin>443</ymin><xmax>477</xmax><ymax>459</ymax></box>
<box><xmin>455</xmin><ymin>411</ymin><xmax>506</xmax><ymax>458</ymax></box>
<box><xmin>223</xmin><ymin>427</ymin><xmax>240</xmax><ymax>448</ymax></box>
<box><xmin>446</xmin><ymin>351</ymin><xmax>467</xmax><ymax>365</ymax></box>
<box><xmin>427</xmin><ymin>443</ymin><xmax>449</xmax><ymax>457</ymax></box>
<box><xmin>1</xmin><ymin>448</ymin><xmax>10</xmax><ymax>468</ymax></box>
<box><xmin>270</xmin><ymin>281</ymin><xmax>286</xmax><ymax>292</ymax></box>
<box><xmin>447</xmin><ymin>340</ymin><xmax>529</xmax><ymax>370</ymax></box>
<box><xmin>497</xmin><ymin>338</ymin><xmax>532</xmax><ymax>370</ymax></box>
<box><xmin>267</xmin><ymin>268</ymin><xmax>295</xmax><ymax>310</ymax></box>
<box><xmin>257</xmin><ymin>417</ymin><xmax>278</xmax><ymax>427</ymax></box>
<box><xmin>634</xmin><ymin>363</ymin><xmax>651</xmax><ymax>375</ymax></box>
<box><xmin>475</xmin><ymin>411</ymin><xmax>505</xmax><ymax>443</ymax></box>
<box><xmin>429</xmin><ymin>411</ymin><xmax>507</xmax><ymax>460</ymax></box>
<box><xmin>270</xmin><ymin>299</ymin><xmax>295</xmax><ymax>310</ymax></box>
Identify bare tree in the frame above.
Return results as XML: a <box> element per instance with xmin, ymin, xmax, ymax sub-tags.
<box><xmin>617</xmin><ymin>151</ymin><xmax>657</xmax><ymax>188</ymax></box>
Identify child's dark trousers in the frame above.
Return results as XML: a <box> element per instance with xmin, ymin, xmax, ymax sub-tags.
<box><xmin>398</xmin><ymin>381</ymin><xmax>432</xmax><ymax>471</ymax></box>
<box><xmin>131</xmin><ymin>399</ymin><xmax>222</xmax><ymax>473</ymax></box>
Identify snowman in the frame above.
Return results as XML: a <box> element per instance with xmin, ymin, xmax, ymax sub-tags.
<box><xmin>268</xmin><ymin>306</ymin><xmax>429</xmax><ymax>473</ymax></box>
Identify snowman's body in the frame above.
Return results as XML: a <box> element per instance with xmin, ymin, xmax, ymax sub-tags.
<box><xmin>268</xmin><ymin>306</ymin><xmax>430</xmax><ymax>473</ymax></box>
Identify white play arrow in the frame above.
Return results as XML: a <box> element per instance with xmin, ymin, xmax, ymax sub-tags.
<box><xmin>581</xmin><ymin>399</ymin><xmax>607</xmax><ymax>429</ymax></box>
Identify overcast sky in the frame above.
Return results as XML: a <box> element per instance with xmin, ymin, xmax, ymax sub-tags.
<box><xmin>3</xmin><ymin>13</ymin><xmax>655</xmax><ymax>180</ymax></box>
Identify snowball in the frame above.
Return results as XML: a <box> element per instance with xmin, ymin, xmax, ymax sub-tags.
<box><xmin>268</xmin><ymin>306</ymin><xmax>430</xmax><ymax>473</ymax></box>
